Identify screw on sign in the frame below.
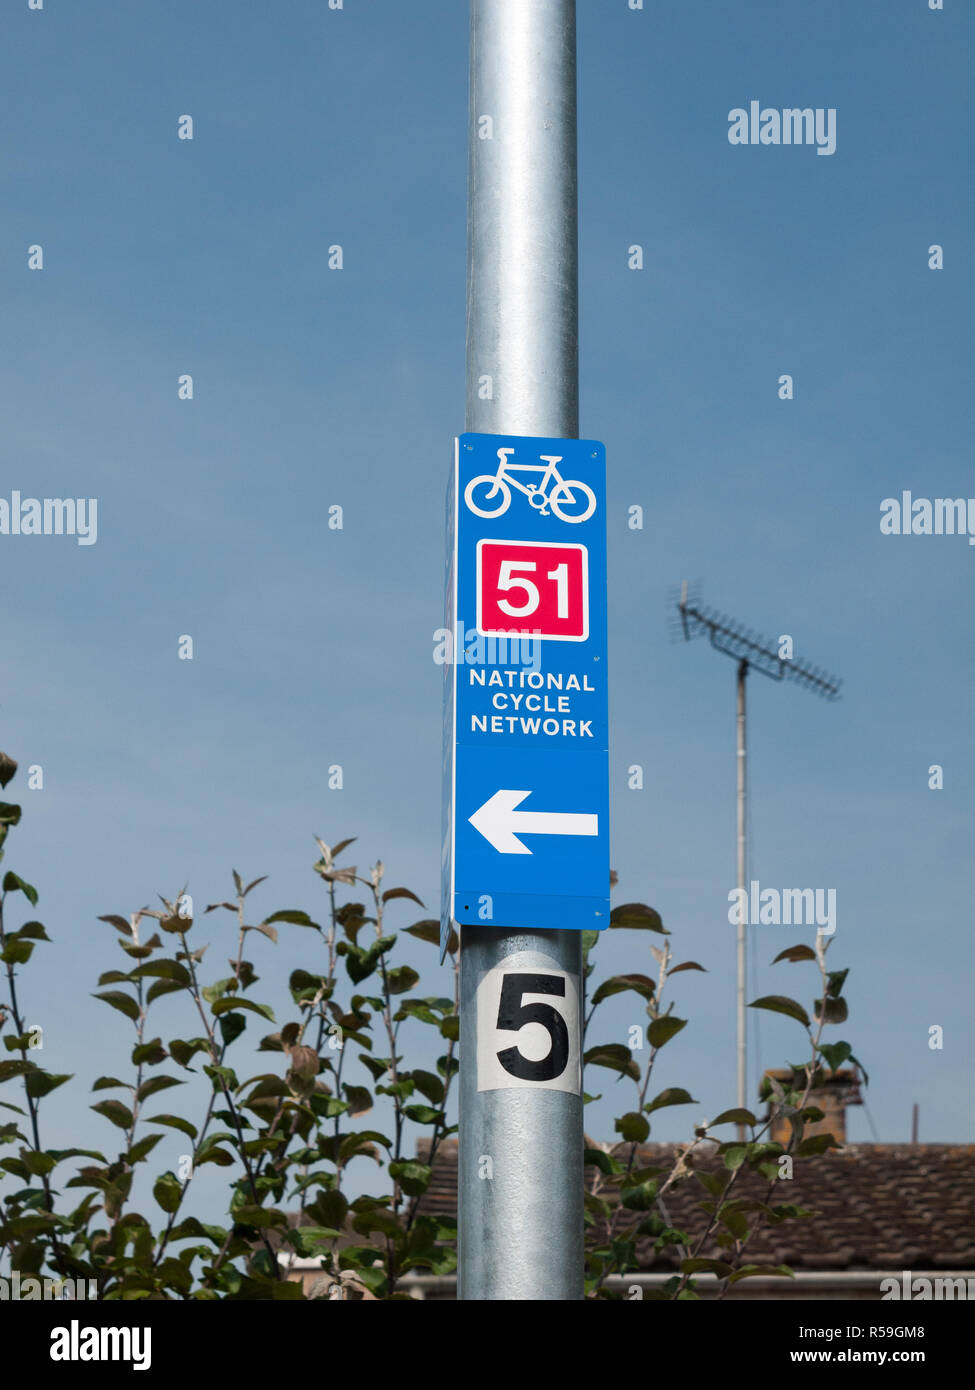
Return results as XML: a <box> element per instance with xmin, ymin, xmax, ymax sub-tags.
<box><xmin>442</xmin><ymin>432</ymin><xmax>610</xmax><ymax>948</ymax></box>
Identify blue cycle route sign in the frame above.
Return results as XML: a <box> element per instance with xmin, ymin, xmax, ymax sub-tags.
<box><xmin>441</xmin><ymin>432</ymin><xmax>609</xmax><ymax>956</ymax></box>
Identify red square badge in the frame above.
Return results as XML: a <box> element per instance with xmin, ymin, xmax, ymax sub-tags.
<box><xmin>476</xmin><ymin>539</ymin><xmax>589</xmax><ymax>642</ymax></box>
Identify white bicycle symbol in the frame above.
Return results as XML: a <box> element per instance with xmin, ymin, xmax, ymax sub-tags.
<box><xmin>464</xmin><ymin>448</ymin><xmax>597</xmax><ymax>523</ymax></box>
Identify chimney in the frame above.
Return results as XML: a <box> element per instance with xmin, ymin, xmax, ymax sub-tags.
<box><xmin>761</xmin><ymin>1067</ymin><xmax>862</xmax><ymax>1146</ymax></box>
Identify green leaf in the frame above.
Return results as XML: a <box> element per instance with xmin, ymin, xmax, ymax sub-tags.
<box><xmin>723</xmin><ymin>1145</ymin><xmax>748</xmax><ymax>1171</ymax></box>
<box><xmin>93</xmin><ymin>990</ymin><xmax>141</xmax><ymax>1022</ymax></box>
<box><xmin>405</xmin><ymin>919</ymin><xmax>457</xmax><ymax>953</ymax></box>
<box><xmin>668</xmin><ymin>960</ymin><xmax>707</xmax><ymax>975</ymax></box>
<box><xmin>200</xmin><ymin>978</ymin><xmax>233</xmax><ymax>1000</ymax></box>
<box><xmin>0</xmin><ymin>1059</ymin><xmax>36</xmax><ymax>1082</ymax></box>
<box><xmin>0</xmin><ymin>753</ymin><xmax>17</xmax><ymax>789</ymax></box>
<box><xmin>153</xmin><ymin>1173</ymin><xmax>183</xmax><ymax>1214</ymax></box>
<box><xmin>609</xmin><ymin>902</ymin><xmax>668</xmax><ymax>933</ymax></box>
<box><xmin>98</xmin><ymin>914</ymin><xmax>133</xmax><ymax>936</ymax></box>
<box><xmin>359</xmin><ymin>1056</ymin><xmax>391</xmax><ymax>1083</ymax></box>
<box><xmin>768</xmin><ymin>1203</ymin><xmax>815</xmax><ymax>1222</ymax></box>
<box><xmin>0</xmin><ymin>803</ymin><xmax>22</xmax><ymax>827</ymax></box>
<box><xmin>3</xmin><ymin>872</ymin><xmax>38</xmax><ymax>905</ymax></box>
<box><xmin>584</xmin><ymin>1147</ymin><xmax>622</xmax><ymax>1176</ymax></box>
<box><xmin>644</xmin><ymin>1087</ymin><xmax>696</xmax><ymax>1115</ymax></box>
<box><xmin>248</xmin><ymin>922</ymin><xmax>278</xmax><ymax>944</ymax></box>
<box><xmin>0</xmin><ymin>1156</ymin><xmax>32</xmax><ymax>1179</ymax></box>
<box><xmin>219</xmin><ymin>1011</ymin><xmax>247</xmax><ymax>1047</ymax></box>
<box><xmin>24</xmin><ymin>1071</ymin><xmax>71</xmax><ymax>1099</ymax></box>
<box><xmin>128</xmin><ymin>959</ymin><xmax>191</xmax><ymax>986</ymax></box>
<box><xmin>818</xmin><ymin>1040</ymin><xmax>852</xmax><ymax>1071</ymax></box>
<box><xmin>825</xmin><ymin>969</ymin><xmax>849</xmax><ymax>998</ymax></box>
<box><xmin>728</xmin><ymin>1264</ymin><xmax>794</xmax><ymax>1284</ymax></box>
<box><xmin>211</xmin><ymin>997</ymin><xmax>274</xmax><ymax>1022</ymax></box>
<box><xmin>382</xmin><ymin>887</ymin><xmax>424</xmax><ymax>906</ymax></box>
<box><xmin>338</xmin><ymin>1130</ymin><xmax>392</xmax><ymax>1163</ymax></box>
<box><xmin>131</xmin><ymin>1039</ymin><xmax>168</xmax><ymax>1066</ymax></box>
<box><xmin>146</xmin><ymin>978</ymin><xmax>187</xmax><ymax>1005</ymax></box>
<box><xmin>19</xmin><ymin>1149</ymin><xmax>56</xmax><ymax>1176</ymax></box>
<box><xmin>289</xmin><ymin>968</ymin><xmax>330</xmax><ymax>1002</ymax></box>
<box><xmin>92</xmin><ymin>1076</ymin><xmax>130</xmax><ymax>1093</ymax></box>
<box><xmin>286</xmin><ymin>1226</ymin><xmax>343</xmax><ymax>1257</ymax></box>
<box><xmin>195</xmin><ymin>1133</ymin><xmax>236</xmax><ymax>1167</ymax></box>
<box><xmin>308</xmin><ymin>1190</ymin><xmax>349</xmax><ymax>1231</ymax></box>
<box><xmin>710</xmin><ymin>1108</ymin><xmax>757</xmax><ymax>1127</ymax></box>
<box><xmin>436</xmin><ymin>1053</ymin><xmax>459</xmax><ymax>1082</ymax></box>
<box><xmin>814</xmin><ymin>996</ymin><xmax>848</xmax><ymax>1024</ymax></box>
<box><xmin>1</xmin><ymin>940</ymin><xmax>33</xmax><ymax>965</ymax></box>
<box><xmin>169</xmin><ymin>1037</ymin><xmax>209</xmax><ymax>1068</ymax></box>
<box><xmin>47</xmin><ymin>1145</ymin><xmax>108</xmax><ymax>1165</ymax></box>
<box><xmin>145</xmin><ymin>1114</ymin><xmax>198</xmax><ymax>1141</ymax></box>
<box><xmin>647</xmin><ymin>1016</ymin><xmax>686</xmax><ymax>1049</ymax></box>
<box><xmin>410</xmin><ymin>1070</ymin><xmax>445</xmax><ymax>1104</ymax></box>
<box><xmin>233</xmin><ymin>1204</ymin><xmax>288</xmax><ymax>1232</ymax></box>
<box><xmin>695</xmin><ymin>1170</ymin><xmax>730</xmax><ymax>1197</ymax></box>
<box><xmin>681</xmin><ymin>1258</ymin><xmax>734</xmax><ymax>1277</ymax></box>
<box><xmin>849</xmin><ymin>1052</ymin><xmax>870</xmax><ymax>1085</ymax></box>
<box><xmin>771</xmin><ymin>944</ymin><xmax>817</xmax><ymax>964</ymax></box>
<box><xmin>341</xmin><ymin>934</ymin><xmax>397</xmax><ymax>985</ymax></box>
<box><xmin>403</xmin><ymin>1104</ymin><xmax>440</xmax><ymax>1124</ymax></box>
<box><xmin>719</xmin><ymin>1206</ymin><xmax>750</xmax><ymax>1240</ymax></box>
<box><xmin>127</xmin><ymin>1134</ymin><xmax>163</xmax><ymax>1163</ymax></box>
<box><xmin>167</xmin><ymin>1216</ymin><xmax>206</xmax><ymax>1242</ymax></box>
<box><xmin>394</xmin><ymin>1005</ymin><xmax>434</xmax><ymax>1030</ymax></box>
<box><xmin>342</xmin><ymin>1084</ymin><xmax>373</xmax><ymax>1117</ymax></box>
<box><xmin>389</xmin><ymin>1159</ymin><xmax>431</xmax><ymax>1196</ymax></box>
<box><xmin>376</xmin><ymin>1078</ymin><xmax>415</xmax><ymax>1101</ymax></box>
<box><xmin>620</xmin><ymin>1172</ymin><xmax>661</xmax><ymax>1212</ymax></box>
<box><xmin>591</xmin><ymin>973</ymin><xmax>655</xmax><ymax>1005</ymax></box>
<box><xmin>614</xmin><ymin>1112</ymin><xmax>650</xmax><ymax>1143</ymax></box>
<box><xmin>12</xmin><ymin>921</ymin><xmax>50</xmax><ymax>943</ymax></box>
<box><xmin>748</xmin><ymin>995</ymin><xmax>810</xmax><ymax>1028</ymax></box>
<box><xmin>119</xmin><ymin>938</ymin><xmax>157</xmax><ymax>959</ymax></box>
<box><xmin>136</xmin><ymin>1075</ymin><xmax>184</xmax><ymax>1103</ymax></box>
<box><xmin>91</xmin><ymin>1099</ymin><xmax>134</xmax><ymax>1131</ymax></box>
<box><xmin>203</xmin><ymin>1063</ymin><xmax>238</xmax><ymax>1093</ymax></box>
<box><xmin>97</xmin><ymin>969</ymin><xmax>133</xmax><ymax>986</ymax></box>
<box><xmin>583</xmin><ymin>1043</ymin><xmax>640</xmax><ymax>1081</ymax></box>
<box><xmin>264</xmin><ymin>910</ymin><xmax>318</xmax><ymax>928</ymax></box>
<box><xmin>385</xmin><ymin>966</ymin><xmax>419</xmax><ymax>995</ymax></box>
<box><xmin>796</xmin><ymin>1133</ymin><xmax>841</xmax><ymax>1157</ymax></box>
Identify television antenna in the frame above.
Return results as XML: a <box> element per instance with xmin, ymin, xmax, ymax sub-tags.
<box><xmin>675</xmin><ymin>582</ymin><xmax>842</xmax><ymax>1138</ymax></box>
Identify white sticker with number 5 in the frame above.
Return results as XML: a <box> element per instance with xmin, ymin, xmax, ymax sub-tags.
<box><xmin>476</xmin><ymin>958</ymin><xmax>581</xmax><ymax>1094</ymax></box>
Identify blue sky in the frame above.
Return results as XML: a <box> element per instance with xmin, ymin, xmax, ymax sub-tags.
<box><xmin>1</xmin><ymin>0</ymin><xmax>972</xmax><ymax>1223</ymax></box>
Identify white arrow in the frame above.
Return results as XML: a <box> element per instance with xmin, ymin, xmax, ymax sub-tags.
<box><xmin>468</xmin><ymin>788</ymin><xmax>598</xmax><ymax>855</ymax></box>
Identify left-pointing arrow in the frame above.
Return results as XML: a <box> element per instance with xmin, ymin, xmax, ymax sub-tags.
<box><xmin>468</xmin><ymin>788</ymin><xmax>598</xmax><ymax>855</ymax></box>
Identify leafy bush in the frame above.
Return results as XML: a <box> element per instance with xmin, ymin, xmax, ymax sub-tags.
<box><xmin>0</xmin><ymin>752</ymin><xmax>863</xmax><ymax>1299</ymax></box>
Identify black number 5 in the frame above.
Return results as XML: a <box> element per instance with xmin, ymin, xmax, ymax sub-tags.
<box><xmin>496</xmin><ymin>973</ymin><xmax>570</xmax><ymax>1081</ymax></box>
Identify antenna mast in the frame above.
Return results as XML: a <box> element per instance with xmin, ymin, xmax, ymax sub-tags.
<box><xmin>676</xmin><ymin>583</ymin><xmax>842</xmax><ymax>1138</ymax></box>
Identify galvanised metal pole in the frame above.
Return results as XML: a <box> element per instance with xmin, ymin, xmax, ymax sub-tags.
<box><xmin>459</xmin><ymin>0</ymin><xmax>582</xmax><ymax>1300</ymax></box>
<box><xmin>736</xmin><ymin>660</ymin><xmax>748</xmax><ymax>1142</ymax></box>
